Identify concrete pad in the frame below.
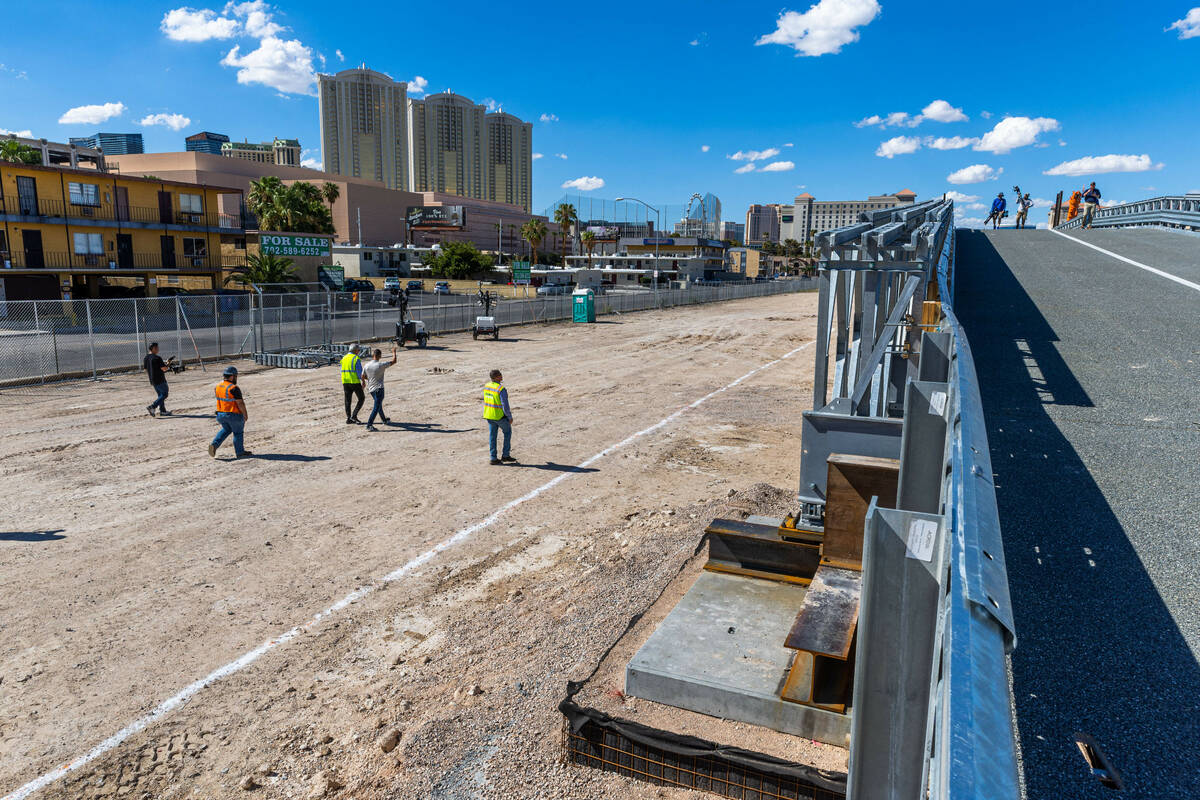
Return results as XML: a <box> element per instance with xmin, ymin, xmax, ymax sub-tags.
<box><xmin>626</xmin><ymin>570</ymin><xmax>851</xmax><ymax>746</ymax></box>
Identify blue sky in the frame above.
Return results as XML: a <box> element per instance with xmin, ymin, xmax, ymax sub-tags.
<box><xmin>1</xmin><ymin>0</ymin><xmax>1197</xmax><ymax>227</ymax></box>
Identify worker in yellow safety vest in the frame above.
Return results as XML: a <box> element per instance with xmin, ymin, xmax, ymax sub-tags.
<box><xmin>483</xmin><ymin>368</ymin><xmax>515</xmax><ymax>465</ymax></box>
<box><xmin>209</xmin><ymin>366</ymin><xmax>251</xmax><ymax>458</ymax></box>
<box><xmin>341</xmin><ymin>344</ymin><xmax>365</xmax><ymax>424</ymax></box>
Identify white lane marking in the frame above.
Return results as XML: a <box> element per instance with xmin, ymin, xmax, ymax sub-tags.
<box><xmin>3</xmin><ymin>341</ymin><xmax>814</xmax><ymax>800</ymax></box>
<box><xmin>1049</xmin><ymin>229</ymin><xmax>1200</xmax><ymax>293</ymax></box>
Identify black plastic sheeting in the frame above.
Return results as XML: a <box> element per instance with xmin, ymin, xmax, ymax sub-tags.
<box><xmin>560</xmin><ymin>681</ymin><xmax>847</xmax><ymax>798</ymax></box>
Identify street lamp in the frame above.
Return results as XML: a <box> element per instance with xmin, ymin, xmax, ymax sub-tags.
<box><xmin>616</xmin><ymin>196</ymin><xmax>661</xmax><ymax>296</ymax></box>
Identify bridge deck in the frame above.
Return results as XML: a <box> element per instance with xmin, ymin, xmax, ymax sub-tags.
<box><xmin>956</xmin><ymin>228</ymin><xmax>1200</xmax><ymax>799</ymax></box>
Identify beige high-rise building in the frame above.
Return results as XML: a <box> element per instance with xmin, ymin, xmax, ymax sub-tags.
<box><xmin>407</xmin><ymin>92</ymin><xmax>486</xmax><ymax>200</ymax></box>
<box><xmin>780</xmin><ymin>189</ymin><xmax>918</xmax><ymax>241</ymax></box>
<box><xmin>221</xmin><ymin>138</ymin><xmax>300</xmax><ymax>166</ymax></box>
<box><xmin>484</xmin><ymin>111</ymin><xmax>533</xmax><ymax>212</ymax></box>
<box><xmin>318</xmin><ymin>68</ymin><xmax>409</xmax><ymax>190</ymax></box>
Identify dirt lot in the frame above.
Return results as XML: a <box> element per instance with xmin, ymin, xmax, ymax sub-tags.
<box><xmin>0</xmin><ymin>291</ymin><xmax>820</xmax><ymax>800</ymax></box>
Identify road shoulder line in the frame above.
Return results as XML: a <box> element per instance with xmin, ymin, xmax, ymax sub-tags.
<box><xmin>1049</xmin><ymin>228</ymin><xmax>1200</xmax><ymax>293</ymax></box>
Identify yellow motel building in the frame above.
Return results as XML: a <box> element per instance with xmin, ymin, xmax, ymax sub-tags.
<box><xmin>0</xmin><ymin>163</ymin><xmax>244</xmax><ymax>300</ymax></box>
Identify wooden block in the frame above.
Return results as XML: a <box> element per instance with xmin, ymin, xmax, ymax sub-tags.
<box><xmin>823</xmin><ymin>453</ymin><xmax>899</xmax><ymax>568</ymax></box>
<box><xmin>784</xmin><ymin>566</ymin><xmax>861</xmax><ymax>658</ymax></box>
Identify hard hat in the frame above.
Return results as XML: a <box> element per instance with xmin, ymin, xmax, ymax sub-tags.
<box><xmin>223</xmin><ymin>366</ymin><xmax>238</xmax><ymax>378</ymax></box>
<box><xmin>349</xmin><ymin>343</ymin><xmax>360</xmax><ymax>352</ymax></box>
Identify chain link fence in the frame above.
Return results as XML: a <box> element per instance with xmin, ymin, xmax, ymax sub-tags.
<box><xmin>0</xmin><ymin>278</ymin><xmax>815</xmax><ymax>387</ymax></box>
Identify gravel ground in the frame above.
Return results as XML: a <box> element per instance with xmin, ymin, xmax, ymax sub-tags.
<box><xmin>0</xmin><ymin>292</ymin><xmax>818</xmax><ymax>799</ymax></box>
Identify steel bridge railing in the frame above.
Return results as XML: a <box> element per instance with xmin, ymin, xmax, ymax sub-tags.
<box><xmin>797</xmin><ymin>199</ymin><xmax>1019</xmax><ymax>800</ymax></box>
<box><xmin>1057</xmin><ymin>194</ymin><xmax>1200</xmax><ymax>231</ymax></box>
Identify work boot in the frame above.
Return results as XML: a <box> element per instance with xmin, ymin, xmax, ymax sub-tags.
<box><xmin>208</xmin><ymin>444</ymin><xmax>217</xmax><ymax>458</ymax></box>
<box><xmin>490</xmin><ymin>458</ymin><xmax>502</xmax><ymax>465</ymax></box>
<box><xmin>501</xmin><ymin>455</ymin><xmax>517</xmax><ymax>463</ymax></box>
<box><xmin>345</xmin><ymin>418</ymin><xmax>355</xmax><ymax>424</ymax></box>
<box><xmin>236</xmin><ymin>451</ymin><xmax>254</xmax><ymax>458</ymax></box>
<box><xmin>147</xmin><ymin>404</ymin><xmax>156</xmax><ymax>417</ymax></box>
<box><xmin>365</xmin><ymin>424</ymin><xmax>378</xmax><ymax>431</ymax></box>
<box><xmin>159</xmin><ymin>409</ymin><xmax>172</xmax><ymax>416</ymax></box>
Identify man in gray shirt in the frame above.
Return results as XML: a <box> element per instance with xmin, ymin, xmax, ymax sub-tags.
<box><xmin>362</xmin><ymin>346</ymin><xmax>398</xmax><ymax>431</ymax></box>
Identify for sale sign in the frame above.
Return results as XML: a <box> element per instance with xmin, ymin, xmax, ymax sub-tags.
<box><xmin>260</xmin><ymin>234</ymin><xmax>331</xmax><ymax>257</ymax></box>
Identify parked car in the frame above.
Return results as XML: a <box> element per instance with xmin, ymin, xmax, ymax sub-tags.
<box><xmin>433</xmin><ymin>282</ymin><xmax>452</xmax><ymax>295</ymax></box>
<box><xmin>407</xmin><ymin>280</ymin><xmax>424</xmax><ymax>292</ymax></box>
<box><xmin>536</xmin><ymin>284</ymin><xmax>572</xmax><ymax>296</ymax></box>
<box><xmin>342</xmin><ymin>279</ymin><xmax>375</xmax><ymax>292</ymax></box>
<box><xmin>383</xmin><ymin>277</ymin><xmax>401</xmax><ymax>290</ymax></box>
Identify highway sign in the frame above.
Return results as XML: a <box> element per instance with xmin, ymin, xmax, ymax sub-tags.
<box><xmin>512</xmin><ymin>261</ymin><xmax>531</xmax><ymax>285</ymax></box>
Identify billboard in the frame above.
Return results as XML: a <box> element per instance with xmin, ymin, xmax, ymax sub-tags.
<box><xmin>318</xmin><ymin>266</ymin><xmax>345</xmax><ymax>289</ymax></box>
<box><xmin>260</xmin><ymin>234</ymin><xmax>331</xmax><ymax>257</ymax></box>
<box><xmin>407</xmin><ymin>205</ymin><xmax>466</xmax><ymax>229</ymax></box>
<box><xmin>511</xmin><ymin>261</ymin><xmax>531</xmax><ymax>285</ymax></box>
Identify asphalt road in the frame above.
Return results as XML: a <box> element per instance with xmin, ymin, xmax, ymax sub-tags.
<box><xmin>955</xmin><ymin>227</ymin><xmax>1200</xmax><ymax>799</ymax></box>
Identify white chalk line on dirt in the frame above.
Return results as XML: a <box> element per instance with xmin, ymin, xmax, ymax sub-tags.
<box><xmin>3</xmin><ymin>340</ymin><xmax>814</xmax><ymax>800</ymax></box>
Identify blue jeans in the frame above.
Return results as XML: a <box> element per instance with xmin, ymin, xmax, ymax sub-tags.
<box><xmin>151</xmin><ymin>381</ymin><xmax>169</xmax><ymax>411</ymax></box>
<box><xmin>488</xmin><ymin>417</ymin><xmax>511</xmax><ymax>460</ymax></box>
<box><xmin>367</xmin><ymin>388</ymin><xmax>386</xmax><ymax>424</ymax></box>
<box><xmin>212</xmin><ymin>412</ymin><xmax>246</xmax><ymax>456</ymax></box>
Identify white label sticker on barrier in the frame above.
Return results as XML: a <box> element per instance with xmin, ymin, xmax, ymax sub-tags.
<box><xmin>906</xmin><ymin>519</ymin><xmax>938</xmax><ymax>562</ymax></box>
<box><xmin>928</xmin><ymin>390</ymin><xmax>947</xmax><ymax>416</ymax></box>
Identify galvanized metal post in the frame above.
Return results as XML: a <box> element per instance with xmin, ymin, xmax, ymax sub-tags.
<box><xmin>214</xmin><ymin>294</ymin><xmax>222</xmax><ymax>356</ymax></box>
<box><xmin>304</xmin><ymin>292</ymin><xmax>309</xmax><ymax>347</ymax></box>
<box><xmin>85</xmin><ymin>300</ymin><xmax>97</xmax><ymax>380</ymax></box>
<box><xmin>175</xmin><ymin>297</ymin><xmax>183</xmax><ymax>360</ymax></box>
<box><xmin>132</xmin><ymin>298</ymin><xmax>141</xmax><ymax>363</ymax></box>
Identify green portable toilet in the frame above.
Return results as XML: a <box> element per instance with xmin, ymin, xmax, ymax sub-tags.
<box><xmin>572</xmin><ymin>287</ymin><xmax>596</xmax><ymax>322</ymax></box>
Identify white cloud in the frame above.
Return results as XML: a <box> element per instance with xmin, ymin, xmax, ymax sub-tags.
<box><xmin>138</xmin><ymin>112</ymin><xmax>192</xmax><ymax>131</ymax></box>
<box><xmin>335</xmin><ymin>49</ymin><xmax>345</xmax><ymax>62</ymax></box>
<box><xmin>221</xmin><ymin>35</ymin><xmax>317</xmax><ymax>95</ymax></box>
<box><xmin>229</xmin><ymin>1</ymin><xmax>282</xmax><ymax>37</ymax></box>
<box><xmin>980</xmin><ymin>110</ymin><xmax>992</xmax><ymax>119</ymax></box>
<box><xmin>562</xmin><ymin>176</ymin><xmax>604</xmax><ymax>191</ymax></box>
<box><xmin>926</xmin><ymin>135</ymin><xmax>977</xmax><ymax>150</ymax></box>
<box><xmin>728</xmin><ymin>147</ymin><xmax>780</xmax><ymax>162</ymax></box>
<box><xmin>947</xmin><ymin>163</ymin><xmax>1003</xmax><ymax>184</ymax></box>
<box><xmin>407</xmin><ymin>76</ymin><xmax>428</xmax><ymax>97</ymax></box>
<box><xmin>783</xmin><ymin>142</ymin><xmax>794</xmax><ymax>147</ymax></box>
<box><xmin>974</xmin><ymin>116</ymin><xmax>1059</xmax><ymax>154</ymax></box>
<box><xmin>921</xmin><ymin>99</ymin><xmax>967</xmax><ymax>123</ymax></box>
<box><xmin>160</xmin><ymin>7</ymin><xmax>239</xmax><ymax>41</ymax></box>
<box><xmin>757</xmin><ymin>0</ymin><xmax>881</xmax><ymax>56</ymax></box>
<box><xmin>58</xmin><ymin>102</ymin><xmax>126</xmax><ymax>125</ymax></box>
<box><xmin>0</xmin><ymin>64</ymin><xmax>29</xmax><ymax>80</ymax></box>
<box><xmin>944</xmin><ymin>191</ymin><xmax>979</xmax><ymax>203</ymax></box>
<box><xmin>701</xmin><ymin>144</ymin><xmax>710</xmax><ymax>152</ymax></box>
<box><xmin>300</xmin><ymin>157</ymin><xmax>322</xmax><ymax>169</ymax></box>
<box><xmin>760</xmin><ymin>160</ymin><xmax>795</xmax><ymax>172</ymax></box>
<box><xmin>483</xmin><ymin>97</ymin><xmax>500</xmax><ymax>112</ymax></box>
<box><xmin>884</xmin><ymin>111</ymin><xmax>915</xmax><ymax>127</ymax></box>
<box><xmin>0</xmin><ymin>127</ymin><xmax>33</xmax><ymax>137</ymax></box>
<box><xmin>966</xmin><ymin>203</ymin><xmax>987</xmax><ymax>211</ymax></box>
<box><xmin>690</xmin><ymin>38</ymin><xmax>700</xmax><ymax>46</ymax></box>
<box><xmin>954</xmin><ymin>215</ymin><xmax>987</xmax><ymax>229</ymax></box>
<box><xmin>555</xmin><ymin>153</ymin><xmax>568</xmax><ymax>160</ymax></box>
<box><xmin>1168</xmin><ymin>8</ymin><xmax>1200</xmax><ymax>38</ymax></box>
<box><xmin>876</xmin><ymin>135</ymin><xmax>921</xmax><ymax>158</ymax></box>
<box><xmin>539</xmin><ymin>113</ymin><xmax>559</xmax><ymax>123</ymax></box>
<box><xmin>531</xmin><ymin>152</ymin><xmax>543</xmax><ymax>160</ymax></box>
<box><xmin>1043</xmin><ymin>153</ymin><xmax>1163</xmax><ymax>177</ymax></box>
<box><xmin>854</xmin><ymin>114</ymin><xmax>884</xmax><ymax>128</ymax></box>
<box><xmin>733</xmin><ymin>163</ymin><xmax>756</xmax><ymax>174</ymax></box>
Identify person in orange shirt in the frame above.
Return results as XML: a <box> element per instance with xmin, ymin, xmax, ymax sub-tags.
<box><xmin>1067</xmin><ymin>190</ymin><xmax>1082</xmax><ymax>220</ymax></box>
<box><xmin>209</xmin><ymin>366</ymin><xmax>251</xmax><ymax>459</ymax></box>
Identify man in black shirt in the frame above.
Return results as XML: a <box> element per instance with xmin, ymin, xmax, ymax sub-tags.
<box><xmin>143</xmin><ymin>342</ymin><xmax>171</xmax><ymax>417</ymax></box>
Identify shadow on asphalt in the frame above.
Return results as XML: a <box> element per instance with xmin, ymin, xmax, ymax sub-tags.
<box><xmin>956</xmin><ymin>230</ymin><xmax>1200</xmax><ymax>798</ymax></box>
<box><xmin>0</xmin><ymin>530</ymin><xmax>66</xmax><ymax>542</ymax></box>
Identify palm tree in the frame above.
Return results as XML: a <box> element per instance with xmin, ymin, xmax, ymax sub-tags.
<box><xmin>553</xmin><ymin>203</ymin><xmax>578</xmax><ymax>262</ymax></box>
<box><xmin>224</xmin><ymin>252</ymin><xmax>300</xmax><ymax>287</ymax></box>
<box><xmin>321</xmin><ymin>182</ymin><xmax>340</xmax><ymax>215</ymax></box>
<box><xmin>0</xmin><ymin>140</ymin><xmax>41</xmax><ymax>165</ymax></box>
<box><xmin>580</xmin><ymin>230</ymin><xmax>596</xmax><ymax>268</ymax></box>
<box><xmin>520</xmin><ymin>218</ymin><xmax>548</xmax><ymax>267</ymax></box>
<box><xmin>245</xmin><ymin>177</ymin><xmax>334</xmax><ymax>234</ymax></box>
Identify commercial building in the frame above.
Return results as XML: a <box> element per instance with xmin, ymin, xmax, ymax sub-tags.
<box><xmin>484</xmin><ymin>111</ymin><xmax>533</xmax><ymax>212</ymax></box>
<box><xmin>564</xmin><ymin>236</ymin><xmax>729</xmax><ymax>281</ymax></box>
<box><xmin>331</xmin><ymin>243</ymin><xmax>413</xmax><ymax>278</ymax></box>
<box><xmin>745</xmin><ymin>204</ymin><xmax>782</xmax><ymax>245</ymax></box>
<box><xmin>318</xmin><ymin>67</ymin><xmax>410</xmax><ymax>191</ymax></box>
<box><xmin>185</xmin><ymin>131</ymin><xmax>230</xmax><ymax>155</ymax></box>
<box><xmin>221</xmin><ymin>138</ymin><xmax>301</xmax><ymax>166</ymax></box>
<box><xmin>408</xmin><ymin>92</ymin><xmax>486</xmax><ymax>201</ymax></box>
<box><xmin>719</xmin><ymin>220</ymin><xmax>745</xmax><ymax>244</ymax></box>
<box><xmin>68</xmin><ymin>133</ymin><xmax>144</xmax><ymax>156</ymax></box>
<box><xmin>0</xmin><ymin>161</ymin><xmax>243</xmax><ymax>299</ymax></box>
<box><xmin>102</xmin><ymin>152</ymin><xmax>542</xmax><ymax>256</ymax></box>
<box><xmin>780</xmin><ymin>189</ymin><xmax>917</xmax><ymax>241</ymax></box>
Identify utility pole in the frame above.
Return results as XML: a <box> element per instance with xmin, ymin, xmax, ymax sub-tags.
<box><xmin>356</xmin><ymin>207</ymin><xmax>362</xmax><ymax>245</ymax></box>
